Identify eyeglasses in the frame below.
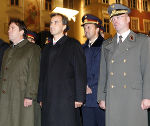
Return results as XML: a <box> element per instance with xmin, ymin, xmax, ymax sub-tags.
<box><xmin>110</xmin><ymin>15</ymin><xmax>126</xmax><ymax>22</ymax></box>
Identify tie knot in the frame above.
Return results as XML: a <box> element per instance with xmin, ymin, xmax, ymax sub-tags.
<box><xmin>119</xmin><ymin>35</ymin><xmax>123</xmax><ymax>39</ymax></box>
<box><xmin>118</xmin><ymin>35</ymin><xmax>123</xmax><ymax>44</ymax></box>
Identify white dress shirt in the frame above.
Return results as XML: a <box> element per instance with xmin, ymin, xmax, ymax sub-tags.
<box><xmin>117</xmin><ymin>29</ymin><xmax>130</xmax><ymax>44</ymax></box>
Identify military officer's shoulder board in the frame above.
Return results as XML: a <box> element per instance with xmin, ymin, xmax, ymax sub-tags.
<box><xmin>136</xmin><ymin>33</ymin><xmax>149</xmax><ymax>38</ymax></box>
<box><xmin>103</xmin><ymin>38</ymin><xmax>112</xmax><ymax>46</ymax></box>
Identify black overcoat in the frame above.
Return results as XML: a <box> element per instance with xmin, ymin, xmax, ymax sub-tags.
<box><xmin>38</xmin><ymin>35</ymin><xmax>87</xmax><ymax>126</ymax></box>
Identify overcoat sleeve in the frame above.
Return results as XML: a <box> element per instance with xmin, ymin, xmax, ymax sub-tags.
<box><xmin>24</xmin><ymin>46</ymin><xmax>41</xmax><ymax>100</ymax></box>
<box><xmin>140</xmin><ymin>36</ymin><xmax>150</xmax><ymax>99</ymax></box>
<box><xmin>97</xmin><ymin>44</ymin><xmax>107</xmax><ymax>102</ymax></box>
<box><xmin>73</xmin><ymin>40</ymin><xmax>87</xmax><ymax>103</ymax></box>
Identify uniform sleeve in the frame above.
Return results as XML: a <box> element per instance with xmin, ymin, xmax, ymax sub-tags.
<box><xmin>140</xmin><ymin>36</ymin><xmax>150</xmax><ymax>99</ymax></box>
<box><xmin>24</xmin><ymin>46</ymin><xmax>41</xmax><ymax>100</ymax></box>
<box><xmin>97</xmin><ymin>45</ymin><xmax>107</xmax><ymax>102</ymax></box>
<box><xmin>73</xmin><ymin>41</ymin><xmax>87</xmax><ymax>103</ymax></box>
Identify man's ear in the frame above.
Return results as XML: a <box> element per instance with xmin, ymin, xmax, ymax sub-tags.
<box><xmin>63</xmin><ymin>25</ymin><xmax>67</xmax><ymax>31</ymax></box>
<box><xmin>126</xmin><ymin>15</ymin><xmax>130</xmax><ymax>23</ymax></box>
<box><xmin>20</xmin><ymin>30</ymin><xmax>24</xmax><ymax>36</ymax></box>
<box><xmin>96</xmin><ymin>27</ymin><xmax>100</xmax><ymax>34</ymax></box>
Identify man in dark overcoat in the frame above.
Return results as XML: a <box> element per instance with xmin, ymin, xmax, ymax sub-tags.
<box><xmin>97</xmin><ymin>3</ymin><xmax>150</xmax><ymax>126</ymax></box>
<box><xmin>0</xmin><ymin>39</ymin><xmax>9</xmax><ymax>72</ymax></box>
<box><xmin>81</xmin><ymin>14</ymin><xmax>105</xmax><ymax>126</ymax></box>
<box><xmin>38</xmin><ymin>13</ymin><xmax>87</xmax><ymax>126</ymax></box>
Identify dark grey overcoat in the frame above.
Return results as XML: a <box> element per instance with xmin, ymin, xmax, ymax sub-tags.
<box><xmin>97</xmin><ymin>31</ymin><xmax>150</xmax><ymax>126</ymax></box>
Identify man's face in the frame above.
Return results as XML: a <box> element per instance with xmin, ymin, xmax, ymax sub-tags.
<box><xmin>8</xmin><ymin>22</ymin><xmax>24</xmax><ymax>43</ymax></box>
<box><xmin>27</xmin><ymin>37</ymin><xmax>35</xmax><ymax>43</ymax></box>
<box><xmin>110</xmin><ymin>14</ymin><xmax>130</xmax><ymax>34</ymax></box>
<box><xmin>83</xmin><ymin>23</ymin><xmax>99</xmax><ymax>40</ymax></box>
<box><xmin>50</xmin><ymin>15</ymin><xmax>66</xmax><ymax>37</ymax></box>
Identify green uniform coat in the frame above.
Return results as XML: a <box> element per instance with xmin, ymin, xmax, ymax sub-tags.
<box><xmin>0</xmin><ymin>40</ymin><xmax>41</xmax><ymax>126</ymax></box>
<box><xmin>97</xmin><ymin>31</ymin><xmax>150</xmax><ymax>126</ymax></box>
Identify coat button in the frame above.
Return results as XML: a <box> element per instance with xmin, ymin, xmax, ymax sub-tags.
<box><xmin>123</xmin><ymin>85</ymin><xmax>127</xmax><ymax>88</ymax></box>
<box><xmin>111</xmin><ymin>59</ymin><xmax>114</xmax><ymax>64</ymax></box>
<box><xmin>3</xmin><ymin>78</ymin><xmax>6</xmax><ymax>81</ymax></box>
<box><xmin>110</xmin><ymin>72</ymin><xmax>114</xmax><ymax>76</ymax></box>
<box><xmin>123</xmin><ymin>72</ymin><xmax>127</xmax><ymax>76</ymax></box>
<box><xmin>123</xmin><ymin>59</ymin><xmax>127</xmax><ymax>63</ymax></box>
<box><xmin>2</xmin><ymin>90</ymin><xmax>6</xmax><ymax>94</ymax></box>
<box><xmin>5</xmin><ymin>67</ymin><xmax>8</xmax><ymax>70</ymax></box>
<box><xmin>111</xmin><ymin>84</ymin><xmax>115</xmax><ymax>88</ymax></box>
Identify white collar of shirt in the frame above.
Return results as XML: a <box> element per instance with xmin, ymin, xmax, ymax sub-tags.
<box><xmin>88</xmin><ymin>37</ymin><xmax>98</xmax><ymax>47</ymax></box>
<box><xmin>13</xmin><ymin>39</ymin><xmax>24</xmax><ymax>46</ymax></box>
<box><xmin>117</xmin><ymin>29</ymin><xmax>130</xmax><ymax>44</ymax></box>
<box><xmin>53</xmin><ymin>35</ymin><xmax>64</xmax><ymax>45</ymax></box>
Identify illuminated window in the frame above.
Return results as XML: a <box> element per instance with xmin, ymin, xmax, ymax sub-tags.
<box><xmin>104</xmin><ymin>18</ymin><xmax>109</xmax><ymax>33</ymax></box>
<box><xmin>64</xmin><ymin>0</ymin><xmax>73</xmax><ymax>9</ymax></box>
<box><xmin>144</xmin><ymin>20</ymin><xmax>150</xmax><ymax>34</ymax></box>
<box><xmin>45</xmin><ymin>0</ymin><xmax>51</xmax><ymax>11</ymax></box>
<box><xmin>116</xmin><ymin>0</ymin><xmax>121</xmax><ymax>4</ymax></box>
<box><xmin>103</xmin><ymin>0</ymin><xmax>108</xmax><ymax>4</ymax></box>
<box><xmin>130</xmin><ymin>0</ymin><xmax>137</xmax><ymax>9</ymax></box>
<box><xmin>131</xmin><ymin>18</ymin><xmax>139</xmax><ymax>31</ymax></box>
<box><xmin>10</xmin><ymin>0</ymin><xmax>19</xmax><ymax>6</ymax></box>
<box><xmin>85</xmin><ymin>0</ymin><xmax>90</xmax><ymax>6</ymax></box>
<box><xmin>143</xmin><ymin>0</ymin><xmax>148</xmax><ymax>11</ymax></box>
<box><xmin>45</xmin><ymin>23</ymin><xmax>50</xmax><ymax>31</ymax></box>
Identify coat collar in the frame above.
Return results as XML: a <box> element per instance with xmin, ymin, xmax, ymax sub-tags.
<box><xmin>83</xmin><ymin>35</ymin><xmax>104</xmax><ymax>48</ymax></box>
<box><xmin>10</xmin><ymin>39</ymin><xmax>28</xmax><ymax>48</ymax></box>
<box><xmin>105</xmin><ymin>30</ymin><xmax>136</xmax><ymax>53</ymax></box>
<box><xmin>52</xmin><ymin>35</ymin><xmax>68</xmax><ymax>47</ymax></box>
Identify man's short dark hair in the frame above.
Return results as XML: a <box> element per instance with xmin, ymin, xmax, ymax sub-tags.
<box><xmin>9</xmin><ymin>19</ymin><xmax>27</xmax><ymax>39</ymax></box>
<box><xmin>50</xmin><ymin>13</ymin><xmax>69</xmax><ymax>33</ymax></box>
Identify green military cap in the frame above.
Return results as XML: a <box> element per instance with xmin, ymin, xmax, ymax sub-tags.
<box><xmin>108</xmin><ymin>3</ymin><xmax>131</xmax><ymax>18</ymax></box>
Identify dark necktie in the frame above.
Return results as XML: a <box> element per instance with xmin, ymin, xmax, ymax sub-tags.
<box><xmin>118</xmin><ymin>35</ymin><xmax>123</xmax><ymax>45</ymax></box>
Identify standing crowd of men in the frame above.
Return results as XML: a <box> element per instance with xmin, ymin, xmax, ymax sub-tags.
<box><xmin>0</xmin><ymin>3</ymin><xmax>150</xmax><ymax>126</ymax></box>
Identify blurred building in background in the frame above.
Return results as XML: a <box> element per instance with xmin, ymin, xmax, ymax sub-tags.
<box><xmin>0</xmin><ymin>0</ymin><xmax>150</xmax><ymax>43</ymax></box>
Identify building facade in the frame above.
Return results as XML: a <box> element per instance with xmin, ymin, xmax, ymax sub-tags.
<box><xmin>0</xmin><ymin>0</ymin><xmax>150</xmax><ymax>43</ymax></box>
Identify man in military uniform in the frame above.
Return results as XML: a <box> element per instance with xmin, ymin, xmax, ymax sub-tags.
<box><xmin>81</xmin><ymin>14</ymin><xmax>105</xmax><ymax>126</ymax></box>
<box><xmin>27</xmin><ymin>30</ymin><xmax>37</xmax><ymax>43</ymax></box>
<box><xmin>97</xmin><ymin>3</ymin><xmax>150</xmax><ymax>126</ymax></box>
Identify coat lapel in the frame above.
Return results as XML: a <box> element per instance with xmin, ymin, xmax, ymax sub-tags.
<box><xmin>116</xmin><ymin>31</ymin><xmax>136</xmax><ymax>55</ymax></box>
<box><xmin>47</xmin><ymin>36</ymin><xmax>68</xmax><ymax>70</ymax></box>
<box><xmin>105</xmin><ymin>35</ymin><xmax>118</xmax><ymax>60</ymax></box>
<box><xmin>105</xmin><ymin>31</ymin><xmax>137</xmax><ymax>60</ymax></box>
<box><xmin>91</xmin><ymin>36</ymin><xmax>104</xmax><ymax>57</ymax></box>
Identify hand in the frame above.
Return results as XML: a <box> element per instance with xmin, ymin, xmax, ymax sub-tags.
<box><xmin>141</xmin><ymin>99</ymin><xmax>150</xmax><ymax>110</ymax></box>
<box><xmin>75</xmin><ymin>101</ymin><xmax>83</xmax><ymax>108</ymax></box>
<box><xmin>24</xmin><ymin>98</ymin><xmax>32</xmax><ymax>107</ymax></box>
<box><xmin>99</xmin><ymin>100</ymin><xmax>106</xmax><ymax>110</ymax></box>
<box><xmin>40</xmin><ymin>102</ymin><xmax>42</xmax><ymax>108</ymax></box>
<box><xmin>86</xmin><ymin>85</ymin><xmax>92</xmax><ymax>94</ymax></box>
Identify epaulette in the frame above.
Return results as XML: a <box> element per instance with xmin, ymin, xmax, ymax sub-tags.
<box><xmin>103</xmin><ymin>38</ymin><xmax>113</xmax><ymax>47</ymax></box>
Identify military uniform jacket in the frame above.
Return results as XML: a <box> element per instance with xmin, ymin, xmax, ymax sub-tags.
<box><xmin>82</xmin><ymin>35</ymin><xmax>104</xmax><ymax>107</ymax></box>
<box><xmin>97</xmin><ymin>31</ymin><xmax>150</xmax><ymax>126</ymax></box>
<box><xmin>0</xmin><ymin>40</ymin><xmax>41</xmax><ymax>126</ymax></box>
<box><xmin>38</xmin><ymin>35</ymin><xmax>87</xmax><ymax>126</ymax></box>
